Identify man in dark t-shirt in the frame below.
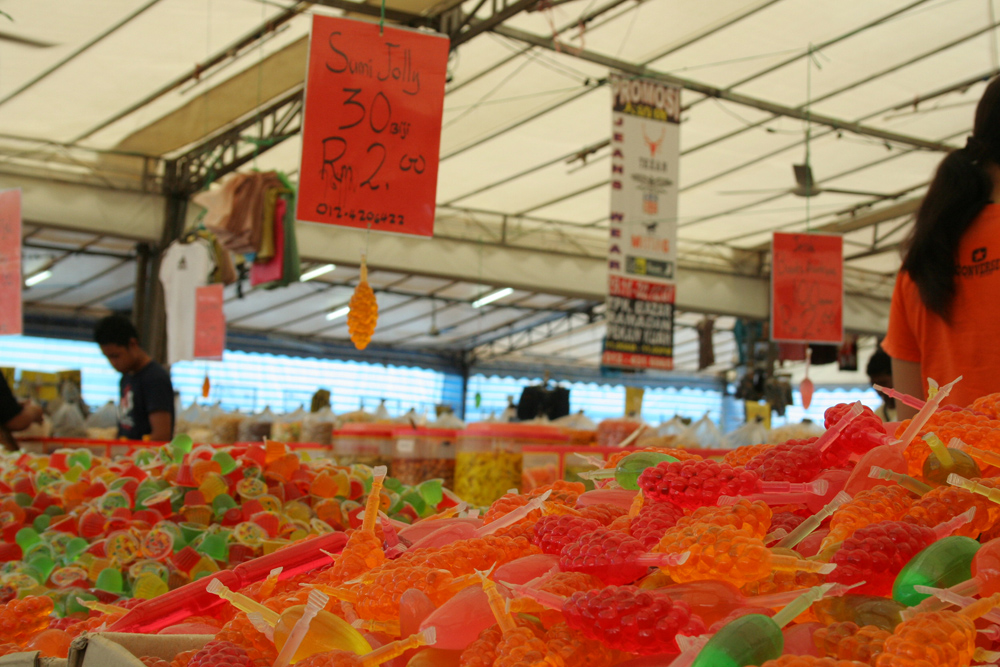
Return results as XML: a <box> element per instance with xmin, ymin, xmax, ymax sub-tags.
<box><xmin>94</xmin><ymin>315</ymin><xmax>174</xmax><ymax>441</ymax></box>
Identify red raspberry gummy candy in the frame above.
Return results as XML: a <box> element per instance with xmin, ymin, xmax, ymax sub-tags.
<box><xmin>562</xmin><ymin>586</ymin><xmax>705</xmax><ymax>654</ymax></box>
<box><xmin>638</xmin><ymin>459</ymin><xmax>758</xmax><ymax>508</ymax></box>
<box><xmin>534</xmin><ymin>515</ymin><xmax>602</xmax><ymax>555</ymax></box>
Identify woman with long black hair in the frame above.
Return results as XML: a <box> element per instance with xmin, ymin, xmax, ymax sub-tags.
<box><xmin>882</xmin><ymin>76</ymin><xmax>1000</xmax><ymax>419</ymax></box>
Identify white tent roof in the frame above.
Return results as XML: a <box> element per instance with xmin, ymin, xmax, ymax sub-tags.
<box><xmin>3</xmin><ymin>0</ymin><xmax>994</xmax><ymax>374</ymax></box>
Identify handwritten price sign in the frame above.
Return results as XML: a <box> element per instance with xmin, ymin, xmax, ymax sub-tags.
<box><xmin>0</xmin><ymin>189</ymin><xmax>22</xmax><ymax>336</ymax></box>
<box><xmin>297</xmin><ymin>16</ymin><xmax>449</xmax><ymax>237</ymax></box>
<box><xmin>771</xmin><ymin>232</ymin><xmax>843</xmax><ymax>344</ymax></box>
<box><xmin>193</xmin><ymin>284</ymin><xmax>225</xmax><ymax>360</ymax></box>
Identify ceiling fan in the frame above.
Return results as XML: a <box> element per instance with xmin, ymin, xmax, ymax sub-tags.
<box><xmin>721</xmin><ymin>162</ymin><xmax>891</xmax><ymax>199</ymax></box>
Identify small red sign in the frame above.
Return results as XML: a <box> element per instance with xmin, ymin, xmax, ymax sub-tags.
<box><xmin>297</xmin><ymin>15</ymin><xmax>449</xmax><ymax>237</ymax></box>
<box><xmin>194</xmin><ymin>284</ymin><xmax>225</xmax><ymax>360</ymax></box>
<box><xmin>0</xmin><ymin>189</ymin><xmax>22</xmax><ymax>336</ymax></box>
<box><xmin>771</xmin><ymin>232</ymin><xmax>843</xmax><ymax>344</ymax></box>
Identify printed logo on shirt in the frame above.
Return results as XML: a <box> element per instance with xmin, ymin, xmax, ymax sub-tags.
<box><xmin>974</xmin><ymin>247</ymin><xmax>988</xmax><ymax>262</ymax></box>
<box><xmin>178</xmin><ymin>257</ymin><xmax>187</xmax><ymax>270</ymax></box>
<box><xmin>119</xmin><ymin>384</ymin><xmax>135</xmax><ymax>430</ymax></box>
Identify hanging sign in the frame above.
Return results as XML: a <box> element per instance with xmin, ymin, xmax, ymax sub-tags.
<box><xmin>771</xmin><ymin>232</ymin><xmax>844</xmax><ymax>344</ymax></box>
<box><xmin>602</xmin><ymin>74</ymin><xmax>681</xmax><ymax>371</ymax></box>
<box><xmin>297</xmin><ymin>15</ymin><xmax>449</xmax><ymax>237</ymax></box>
<box><xmin>0</xmin><ymin>189</ymin><xmax>22</xmax><ymax>336</ymax></box>
<box><xmin>193</xmin><ymin>284</ymin><xmax>226</xmax><ymax>360</ymax></box>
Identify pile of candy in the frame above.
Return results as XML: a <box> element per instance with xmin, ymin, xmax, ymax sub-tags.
<box><xmin>12</xmin><ymin>377</ymin><xmax>1000</xmax><ymax>666</ymax></box>
<box><xmin>0</xmin><ymin>437</ymin><xmax>456</xmax><ymax>658</ymax></box>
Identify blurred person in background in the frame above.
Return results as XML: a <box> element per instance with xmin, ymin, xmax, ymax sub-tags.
<box><xmin>866</xmin><ymin>346</ymin><xmax>896</xmax><ymax>423</ymax></box>
<box><xmin>0</xmin><ymin>373</ymin><xmax>43</xmax><ymax>451</ymax></box>
<box><xmin>94</xmin><ymin>314</ymin><xmax>174</xmax><ymax>441</ymax></box>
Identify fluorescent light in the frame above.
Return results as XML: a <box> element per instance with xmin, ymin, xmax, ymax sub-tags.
<box><xmin>472</xmin><ymin>287</ymin><xmax>513</xmax><ymax>308</ymax></box>
<box><xmin>300</xmin><ymin>264</ymin><xmax>336</xmax><ymax>282</ymax></box>
<box><xmin>326</xmin><ymin>306</ymin><xmax>350</xmax><ymax>321</ymax></box>
<box><xmin>25</xmin><ymin>270</ymin><xmax>52</xmax><ymax>287</ymax></box>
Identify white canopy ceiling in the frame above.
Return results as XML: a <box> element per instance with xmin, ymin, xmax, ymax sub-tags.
<box><xmin>2</xmin><ymin>0</ymin><xmax>994</xmax><ymax>375</ymax></box>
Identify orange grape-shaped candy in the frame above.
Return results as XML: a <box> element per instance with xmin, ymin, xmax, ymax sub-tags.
<box><xmin>672</xmin><ymin>499</ymin><xmax>772</xmax><ymax>539</ymax></box>
<box><xmin>460</xmin><ymin>625</ymin><xmax>504</xmax><ymax>667</ymax></box>
<box><xmin>814</xmin><ymin>622</ymin><xmax>890</xmax><ymax>663</ymax></box>
<box><xmin>875</xmin><ymin>610</ymin><xmax>976</xmax><ymax>667</ymax></box>
<box><xmin>758</xmin><ymin>658</ymin><xmax>868</xmax><ymax>667</ymax></box>
<box><xmin>724</xmin><ymin>443</ymin><xmax>773</xmax><ymax>468</ymax></box>
<box><xmin>821</xmin><ymin>485</ymin><xmax>915</xmax><ymax>552</ymax></box>
<box><xmin>296</xmin><ymin>651</ymin><xmax>362</xmax><ymax>667</ymax></box>
<box><xmin>493</xmin><ymin>626</ymin><xmax>547</xmax><ymax>667</ymax></box>
<box><xmin>347</xmin><ymin>257</ymin><xmax>378</xmax><ymax>350</ymax></box>
<box><xmin>902</xmin><ymin>481</ymin><xmax>998</xmax><ymax>538</ymax></box>
<box><xmin>0</xmin><ymin>595</ymin><xmax>53</xmax><ymax>645</ymax></box>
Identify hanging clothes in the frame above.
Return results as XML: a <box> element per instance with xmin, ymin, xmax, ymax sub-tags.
<box><xmin>250</xmin><ymin>195</ymin><xmax>286</xmax><ymax>287</ymax></box>
<box><xmin>159</xmin><ymin>240</ymin><xmax>213</xmax><ymax>365</ymax></box>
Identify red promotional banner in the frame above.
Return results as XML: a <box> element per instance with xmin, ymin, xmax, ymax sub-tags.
<box><xmin>194</xmin><ymin>284</ymin><xmax>225</xmax><ymax>360</ymax></box>
<box><xmin>771</xmin><ymin>232</ymin><xmax>843</xmax><ymax>344</ymax></box>
<box><xmin>297</xmin><ymin>15</ymin><xmax>449</xmax><ymax>237</ymax></box>
<box><xmin>0</xmin><ymin>189</ymin><xmax>22</xmax><ymax>336</ymax></box>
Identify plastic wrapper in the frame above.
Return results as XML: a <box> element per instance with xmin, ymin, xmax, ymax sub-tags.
<box><xmin>456</xmin><ymin>423</ymin><xmax>568</xmax><ymax>505</ymax></box>
<box><xmin>85</xmin><ymin>401</ymin><xmax>119</xmax><ymax>430</ymax></box>
<box><xmin>724</xmin><ymin>420</ymin><xmax>770</xmax><ymax>449</ymax></box>
<box><xmin>175</xmin><ymin>402</ymin><xmax>212</xmax><ymax>443</ymax></box>
<box><xmin>51</xmin><ymin>402</ymin><xmax>87</xmax><ymax>438</ymax></box>
<box><xmin>768</xmin><ymin>420</ymin><xmax>824</xmax><ymax>444</ymax></box>
<box><xmin>686</xmin><ymin>413</ymin><xmax>724</xmax><ymax>448</ymax></box>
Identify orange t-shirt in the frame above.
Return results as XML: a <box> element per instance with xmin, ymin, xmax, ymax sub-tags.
<box><xmin>883</xmin><ymin>204</ymin><xmax>1000</xmax><ymax>408</ymax></box>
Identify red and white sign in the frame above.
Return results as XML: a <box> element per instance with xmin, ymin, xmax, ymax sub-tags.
<box><xmin>771</xmin><ymin>232</ymin><xmax>844</xmax><ymax>344</ymax></box>
<box><xmin>297</xmin><ymin>15</ymin><xmax>449</xmax><ymax>237</ymax></box>
<box><xmin>193</xmin><ymin>284</ymin><xmax>225</xmax><ymax>360</ymax></box>
<box><xmin>0</xmin><ymin>189</ymin><xmax>22</xmax><ymax>336</ymax></box>
<box><xmin>603</xmin><ymin>74</ymin><xmax>681</xmax><ymax>370</ymax></box>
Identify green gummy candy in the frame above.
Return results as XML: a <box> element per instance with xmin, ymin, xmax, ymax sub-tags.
<box><xmin>893</xmin><ymin>535</ymin><xmax>979</xmax><ymax>606</ymax></box>
<box><xmin>692</xmin><ymin>615</ymin><xmax>783</xmax><ymax>667</ymax></box>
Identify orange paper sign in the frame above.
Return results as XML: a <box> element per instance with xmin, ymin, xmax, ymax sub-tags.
<box><xmin>0</xmin><ymin>189</ymin><xmax>22</xmax><ymax>336</ymax></box>
<box><xmin>194</xmin><ymin>284</ymin><xmax>225</xmax><ymax>360</ymax></box>
<box><xmin>771</xmin><ymin>232</ymin><xmax>843</xmax><ymax>344</ymax></box>
<box><xmin>297</xmin><ymin>15</ymin><xmax>449</xmax><ymax>237</ymax></box>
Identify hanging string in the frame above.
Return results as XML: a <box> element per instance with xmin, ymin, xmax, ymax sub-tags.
<box><xmin>253</xmin><ymin>0</ymin><xmax>267</xmax><ymax>170</ymax></box>
<box><xmin>379</xmin><ymin>0</ymin><xmax>386</xmax><ymax>36</ymax></box>
<box><xmin>805</xmin><ymin>42</ymin><xmax>813</xmax><ymax>233</ymax></box>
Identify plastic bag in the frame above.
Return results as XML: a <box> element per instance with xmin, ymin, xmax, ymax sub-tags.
<box><xmin>434</xmin><ymin>412</ymin><xmax>466</xmax><ymax>429</ymax></box>
<box><xmin>552</xmin><ymin>410</ymin><xmax>596</xmax><ymax>431</ymax></box>
<box><xmin>769</xmin><ymin>420</ymin><xmax>824</xmax><ymax>445</ymax></box>
<box><xmin>685</xmin><ymin>413</ymin><xmax>724</xmax><ymax>448</ymax></box>
<box><xmin>85</xmin><ymin>401</ymin><xmax>119</xmax><ymax>429</ymax></box>
<box><xmin>723</xmin><ymin>420</ymin><xmax>770</xmax><ymax>449</ymax></box>
<box><xmin>658</xmin><ymin>416</ymin><xmax>691</xmax><ymax>439</ymax></box>
<box><xmin>51</xmin><ymin>402</ymin><xmax>87</xmax><ymax>438</ymax></box>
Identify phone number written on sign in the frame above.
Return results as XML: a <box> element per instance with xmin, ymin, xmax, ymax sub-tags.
<box><xmin>314</xmin><ymin>205</ymin><xmax>408</xmax><ymax>227</ymax></box>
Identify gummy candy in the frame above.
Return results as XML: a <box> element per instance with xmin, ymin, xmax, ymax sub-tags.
<box><xmin>347</xmin><ymin>256</ymin><xmax>378</xmax><ymax>351</ymax></box>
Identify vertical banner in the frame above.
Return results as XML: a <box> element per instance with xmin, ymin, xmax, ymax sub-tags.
<box><xmin>297</xmin><ymin>15</ymin><xmax>449</xmax><ymax>237</ymax></box>
<box><xmin>194</xmin><ymin>284</ymin><xmax>226</xmax><ymax>360</ymax></box>
<box><xmin>602</xmin><ymin>75</ymin><xmax>681</xmax><ymax>370</ymax></box>
<box><xmin>771</xmin><ymin>232</ymin><xmax>844</xmax><ymax>344</ymax></box>
<box><xmin>0</xmin><ymin>189</ymin><xmax>22</xmax><ymax>336</ymax></box>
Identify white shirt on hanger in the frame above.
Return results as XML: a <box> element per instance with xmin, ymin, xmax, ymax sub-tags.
<box><xmin>159</xmin><ymin>240</ymin><xmax>213</xmax><ymax>365</ymax></box>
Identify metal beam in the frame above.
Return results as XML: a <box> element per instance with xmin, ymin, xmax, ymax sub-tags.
<box><xmin>491</xmin><ymin>24</ymin><xmax>956</xmax><ymax>153</ymax></box>
<box><xmin>293</xmin><ymin>221</ymin><xmax>891</xmax><ymax>333</ymax></box>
